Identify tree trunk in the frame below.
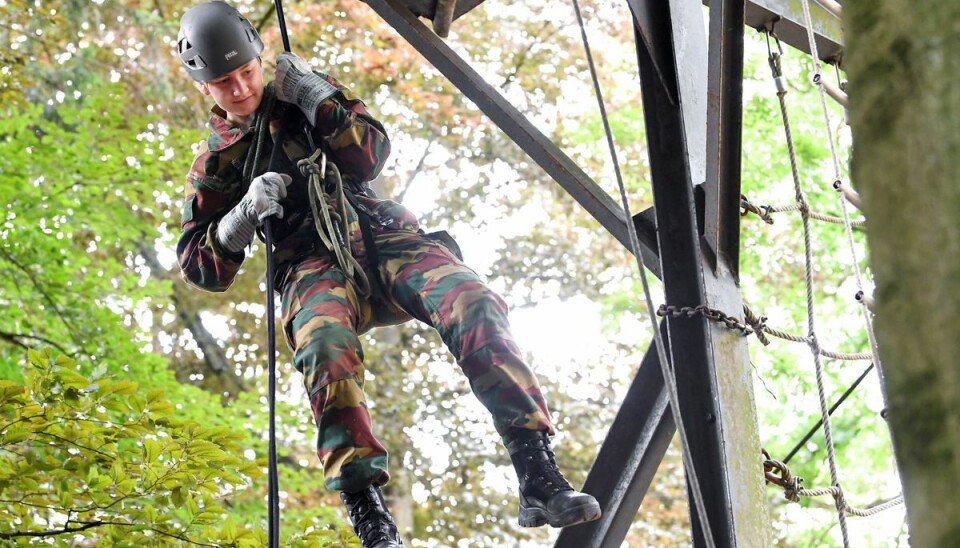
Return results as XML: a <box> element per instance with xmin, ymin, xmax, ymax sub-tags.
<box><xmin>137</xmin><ymin>245</ymin><xmax>246</xmax><ymax>398</ymax></box>
<box><xmin>846</xmin><ymin>1</ymin><xmax>960</xmax><ymax>545</ymax></box>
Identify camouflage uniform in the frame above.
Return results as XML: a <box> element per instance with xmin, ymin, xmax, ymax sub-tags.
<box><xmin>178</xmin><ymin>73</ymin><xmax>555</xmax><ymax>492</ymax></box>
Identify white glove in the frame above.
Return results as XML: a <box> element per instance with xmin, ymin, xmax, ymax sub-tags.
<box><xmin>215</xmin><ymin>172</ymin><xmax>292</xmax><ymax>253</ymax></box>
<box><xmin>275</xmin><ymin>52</ymin><xmax>338</xmax><ymax>126</ymax></box>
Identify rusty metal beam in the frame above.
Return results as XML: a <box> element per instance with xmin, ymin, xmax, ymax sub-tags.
<box><xmin>703</xmin><ymin>0</ymin><xmax>746</xmax><ymax>276</ymax></box>
<box><xmin>740</xmin><ymin>0</ymin><xmax>844</xmax><ymax>64</ymax></box>
<box><xmin>431</xmin><ymin>0</ymin><xmax>457</xmax><ymax>37</ymax></box>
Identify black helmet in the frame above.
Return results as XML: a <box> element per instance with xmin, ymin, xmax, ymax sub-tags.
<box><xmin>177</xmin><ymin>1</ymin><xmax>264</xmax><ymax>82</ymax></box>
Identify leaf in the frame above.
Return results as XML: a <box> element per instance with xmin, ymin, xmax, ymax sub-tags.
<box><xmin>0</xmin><ymin>427</ymin><xmax>31</xmax><ymax>445</ymax></box>
<box><xmin>56</xmin><ymin>369</ymin><xmax>90</xmax><ymax>390</ymax></box>
<box><xmin>148</xmin><ymin>400</ymin><xmax>174</xmax><ymax>415</ymax></box>
<box><xmin>0</xmin><ymin>381</ymin><xmax>26</xmax><ymax>403</ymax></box>
<box><xmin>146</xmin><ymin>387</ymin><xmax>165</xmax><ymax>404</ymax></box>
<box><xmin>27</xmin><ymin>350</ymin><xmax>46</xmax><ymax>369</ymax></box>
<box><xmin>110</xmin><ymin>380</ymin><xmax>138</xmax><ymax>396</ymax></box>
<box><xmin>142</xmin><ymin>439</ymin><xmax>160</xmax><ymax>464</ymax></box>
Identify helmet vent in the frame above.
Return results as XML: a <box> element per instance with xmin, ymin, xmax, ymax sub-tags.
<box><xmin>177</xmin><ymin>1</ymin><xmax>263</xmax><ymax>81</ymax></box>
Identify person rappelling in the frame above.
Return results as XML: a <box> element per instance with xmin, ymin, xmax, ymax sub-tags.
<box><xmin>174</xmin><ymin>2</ymin><xmax>601</xmax><ymax>545</ymax></box>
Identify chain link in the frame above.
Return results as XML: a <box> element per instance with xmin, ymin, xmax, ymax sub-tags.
<box><xmin>657</xmin><ymin>304</ymin><xmax>754</xmax><ymax>334</ymax></box>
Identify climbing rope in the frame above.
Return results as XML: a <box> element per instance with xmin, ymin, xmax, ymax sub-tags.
<box><xmin>762</xmin><ymin>450</ymin><xmax>904</xmax><ymax>517</ymax></box>
<box><xmin>797</xmin><ymin>0</ymin><xmax>889</xmax><ymax>411</ymax></box>
<box><xmin>571</xmin><ymin>1</ymin><xmax>716</xmax><ymax>546</ymax></box>
<box><xmin>740</xmin><ymin>194</ymin><xmax>867</xmax><ymax>228</ymax></box>
<box><xmin>764</xmin><ymin>27</ymin><xmax>851</xmax><ymax>546</ymax></box>
<box><xmin>262</xmin><ymin>1</ymin><xmax>293</xmax><ymax>546</ymax></box>
<box><xmin>299</xmin><ymin>150</ymin><xmax>372</xmax><ymax>298</ymax></box>
<box><xmin>741</xmin><ymin>303</ymin><xmax>873</xmax><ymax>361</ymax></box>
<box><xmin>235</xmin><ymin>76</ymin><xmax>282</xmax><ymax>548</ymax></box>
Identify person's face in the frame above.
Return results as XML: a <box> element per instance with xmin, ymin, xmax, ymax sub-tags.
<box><xmin>197</xmin><ymin>58</ymin><xmax>264</xmax><ymax>123</ymax></box>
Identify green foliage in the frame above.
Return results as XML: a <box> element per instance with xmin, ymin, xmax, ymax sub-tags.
<box><xmin>0</xmin><ymin>349</ymin><xmax>257</xmax><ymax>544</ymax></box>
<box><xmin>0</xmin><ymin>0</ymin><xmax>906</xmax><ymax>546</ymax></box>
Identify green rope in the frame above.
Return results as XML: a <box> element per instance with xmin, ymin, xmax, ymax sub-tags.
<box><xmin>300</xmin><ymin>150</ymin><xmax>371</xmax><ymax>298</ymax></box>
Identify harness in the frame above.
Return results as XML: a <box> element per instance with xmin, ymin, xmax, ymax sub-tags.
<box><xmin>244</xmin><ymin>84</ymin><xmax>382</xmax><ymax>299</ymax></box>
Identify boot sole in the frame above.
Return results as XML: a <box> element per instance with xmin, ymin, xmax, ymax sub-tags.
<box><xmin>518</xmin><ymin>499</ymin><xmax>602</xmax><ymax>528</ymax></box>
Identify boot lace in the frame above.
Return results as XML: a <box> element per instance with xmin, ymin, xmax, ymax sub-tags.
<box><xmin>520</xmin><ymin>439</ymin><xmax>573</xmax><ymax>496</ymax></box>
<box><xmin>342</xmin><ymin>490</ymin><xmax>399</xmax><ymax>545</ymax></box>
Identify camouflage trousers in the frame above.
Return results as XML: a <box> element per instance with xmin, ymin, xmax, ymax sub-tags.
<box><xmin>279</xmin><ymin>228</ymin><xmax>555</xmax><ymax>492</ymax></box>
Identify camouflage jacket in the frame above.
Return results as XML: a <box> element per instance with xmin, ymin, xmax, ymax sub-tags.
<box><xmin>177</xmin><ymin>73</ymin><xmax>420</xmax><ymax>292</ymax></box>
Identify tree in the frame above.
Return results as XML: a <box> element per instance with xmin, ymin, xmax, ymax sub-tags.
<box><xmin>0</xmin><ymin>349</ymin><xmax>255</xmax><ymax>543</ymax></box>
<box><xmin>0</xmin><ymin>0</ymin><xmax>909</xmax><ymax>544</ymax></box>
<box><xmin>847</xmin><ymin>1</ymin><xmax>960</xmax><ymax>545</ymax></box>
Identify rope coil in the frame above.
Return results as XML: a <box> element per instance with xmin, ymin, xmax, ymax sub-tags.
<box><xmin>300</xmin><ymin>150</ymin><xmax>372</xmax><ymax>298</ymax></box>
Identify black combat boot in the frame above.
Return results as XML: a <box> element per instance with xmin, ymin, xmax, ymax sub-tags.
<box><xmin>340</xmin><ymin>485</ymin><xmax>404</xmax><ymax>548</ymax></box>
<box><xmin>504</xmin><ymin>429</ymin><xmax>602</xmax><ymax>528</ymax></box>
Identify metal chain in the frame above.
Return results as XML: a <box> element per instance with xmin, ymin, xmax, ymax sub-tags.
<box><xmin>658</xmin><ymin>304</ymin><xmax>754</xmax><ymax>334</ymax></box>
<box><xmin>765</xmin><ymin>28</ymin><xmax>851</xmax><ymax>546</ymax></box>
<box><xmin>657</xmin><ymin>301</ymin><xmax>874</xmax><ymax>361</ymax></box>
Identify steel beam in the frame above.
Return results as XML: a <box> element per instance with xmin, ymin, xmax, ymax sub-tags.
<box><xmin>555</xmin><ymin>323</ymin><xmax>675</xmax><ymax>548</ymax></box>
<box><xmin>363</xmin><ymin>0</ymin><xmax>661</xmax><ymax>277</ymax></box>
<box><xmin>631</xmin><ymin>0</ymin><xmax>769</xmax><ymax>546</ymax></box>
<box><xmin>741</xmin><ymin>0</ymin><xmax>844</xmax><ymax>65</ymax></box>
<box><xmin>405</xmin><ymin>0</ymin><xmax>482</xmax><ymax>23</ymax></box>
<box><xmin>704</xmin><ymin>0</ymin><xmax>746</xmax><ymax>276</ymax></box>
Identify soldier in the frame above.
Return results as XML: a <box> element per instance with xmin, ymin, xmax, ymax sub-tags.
<box><xmin>175</xmin><ymin>2</ymin><xmax>600</xmax><ymax>546</ymax></box>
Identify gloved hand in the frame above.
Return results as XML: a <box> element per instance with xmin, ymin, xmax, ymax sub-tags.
<box><xmin>275</xmin><ymin>52</ymin><xmax>339</xmax><ymax>126</ymax></box>
<box><xmin>215</xmin><ymin>172</ymin><xmax>292</xmax><ymax>253</ymax></box>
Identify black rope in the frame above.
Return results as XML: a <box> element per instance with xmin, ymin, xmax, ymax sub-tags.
<box><xmin>783</xmin><ymin>363</ymin><xmax>875</xmax><ymax>464</ymax></box>
<box><xmin>263</xmin><ymin>218</ymin><xmax>281</xmax><ymax>548</ymax></box>
<box><xmin>274</xmin><ymin>0</ymin><xmax>291</xmax><ymax>53</ymax></box>
<box><xmin>265</xmin><ymin>1</ymin><xmax>291</xmax><ymax>546</ymax></box>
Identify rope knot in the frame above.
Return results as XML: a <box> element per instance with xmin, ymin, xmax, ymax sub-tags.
<box><xmin>298</xmin><ymin>158</ymin><xmax>322</xmax><ymax>177</ymax></box>
<box><xmin>762</xmin><ymin>449</ymin><xmax>803</xmax><ymax>503</ymax></box>
<box><xmin>742</xmin><ymin>303</ymin><xmax>771</xmax><ymax>346</ymax></box>
<box><xmin>740</xmin><ymin>195</ymin><xmax>775</xmax><ymax>224</ymax></box>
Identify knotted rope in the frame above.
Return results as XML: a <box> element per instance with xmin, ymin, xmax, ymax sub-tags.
<box><xmin>762</xmin><ymin>450</ymin><xmax>904</xmax><ymax>518</ymax></box>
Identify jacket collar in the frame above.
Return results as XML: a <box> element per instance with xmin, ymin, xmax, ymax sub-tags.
<box><xmin>205</xmin><ymin>105</ymin><xmax>251</xmax><ymax>153</ymax></box>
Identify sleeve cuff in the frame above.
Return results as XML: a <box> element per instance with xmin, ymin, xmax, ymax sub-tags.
<box><xmin>206</xmin><ymin>221</ymin><xmax>246</xmax><ymax>264</ymax></box>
